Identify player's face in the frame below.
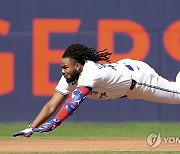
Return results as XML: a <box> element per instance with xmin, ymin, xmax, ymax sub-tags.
<box><xmin>60</xmin><ymin>58</ymin><xmax>83</xmax><ymax>83</ymax></box>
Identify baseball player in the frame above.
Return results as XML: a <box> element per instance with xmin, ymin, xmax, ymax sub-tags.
<box><xmin>13</xmin><ymin>44</ymin><xmax>180</xmax><ymax>137</ymax></box>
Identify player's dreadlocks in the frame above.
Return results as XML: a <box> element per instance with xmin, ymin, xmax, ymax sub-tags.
<box><xmin>62</xmin><ymin>44</ymin><xmax>112</xmax><ymax>65</ymax></box>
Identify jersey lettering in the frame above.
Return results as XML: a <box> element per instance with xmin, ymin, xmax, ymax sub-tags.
<box><xmin>97</xmin><ymin>64</ymin><xmax>117</xmax><ymax>70</ymax></box>
<box><xmin>99</xmin><ymin>92</ymin><xmax>107</xmax><ymax>99</ymax></box>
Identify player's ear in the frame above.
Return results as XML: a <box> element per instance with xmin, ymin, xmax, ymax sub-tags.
<box><xmin>75</xmin><ymin>63</ymin><xmax>83</xmax><ymax>72</ymax></box>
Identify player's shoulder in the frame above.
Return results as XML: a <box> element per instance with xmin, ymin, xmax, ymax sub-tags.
<box><xmin>84</xmin><ymin>60</ymin><xmax>97</xmax><ymax>67</ymax></box>
<box><xmin>82</xmin><ymin>60</ymin><xmax>99</xmax><ymax>71</ymax></box>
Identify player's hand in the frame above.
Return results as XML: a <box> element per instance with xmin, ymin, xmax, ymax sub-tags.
<box><xmin>39</xmin><ymin>117</ymin><xmax>61</xmax><ymax>133</ymax></box>
<box><xmin>12</xmin><ymin>125</ymin><xmax>35</xmax><ymax>137</ymax></box>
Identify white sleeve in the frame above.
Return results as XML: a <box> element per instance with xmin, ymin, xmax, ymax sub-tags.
<box><xmin>55</xmin><ymin>76</ymin><xmax>69</xmax><ymax>95</ymax></box>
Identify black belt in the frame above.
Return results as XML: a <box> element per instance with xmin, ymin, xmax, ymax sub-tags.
<box><xmin>130</xmin><ymin>79</ymin><xmax>137</xmax><ymax>90</ymax></box>
<box><xmin>120</xmin><ymin>79</ymin><xmax>137</xmax><ymax>98</ymax></box>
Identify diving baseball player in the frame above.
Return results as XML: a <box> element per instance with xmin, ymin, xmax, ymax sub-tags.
<box><xmin>13</xmin><ymin>44</ymin><xmax>180</xmax><ymax>137</ymax></box>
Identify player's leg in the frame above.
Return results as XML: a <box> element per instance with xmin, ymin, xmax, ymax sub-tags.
<box><xmin>126</xmin><ymin>64</ymin><xmax>180</xmax><ymax>104</ymax></box>
<box><xmin>118</xmin><ymin>59</ymin><xmax>180</xmax><ymax>104</ymax></box>
<box><xmin>127</xmin><ymin>75</ymin><xmax>180</xmax><ymax>104</ymax></box>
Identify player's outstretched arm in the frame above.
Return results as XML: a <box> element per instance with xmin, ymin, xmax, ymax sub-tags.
<box><xmin>12</xmin><ymin>92</ymin><xmax>68</xmax><ymax>137</ymax></box>
<box><xmin>38</xmin><ymin>86</ymin><xmax>92</xmax><ymax>133</ymax></box>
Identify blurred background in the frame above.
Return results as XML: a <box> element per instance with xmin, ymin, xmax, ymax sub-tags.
<box><xmin>0</xmin><ymin>0</ymin><xmax>180</xmax><ymax>123</ymax></box>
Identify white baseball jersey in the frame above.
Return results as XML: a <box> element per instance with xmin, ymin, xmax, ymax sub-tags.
<box><xmin>56</xmin><ymin>59</ymin><xmax>180</xmax><ymax>104</ymax></box>
<box><xmin>55</xmin><ymin>60</ymin><xmax>133</xmax><ymax>100</ymax></box>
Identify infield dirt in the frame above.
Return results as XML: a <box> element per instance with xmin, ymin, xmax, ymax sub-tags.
<box><xmin>0</xmin><ymin>138</ymin><xmax>180</xmax><ymax>152</ymax></box>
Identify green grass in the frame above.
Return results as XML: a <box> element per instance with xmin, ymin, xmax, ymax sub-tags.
<box><xmin>1</xmin><ymin>122</ymin><xmax>180</xmax><ymax>153</ymax></box>
<box><xmin>1</xmin><ymin>122</ymin><xmax>180</xmax><ymax>139</ymax></box>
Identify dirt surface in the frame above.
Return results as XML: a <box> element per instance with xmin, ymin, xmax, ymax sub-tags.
<box><xmin>0</xmin><ymin>138</ymin><xmax>180</xmax><ymax>152</ymax></box>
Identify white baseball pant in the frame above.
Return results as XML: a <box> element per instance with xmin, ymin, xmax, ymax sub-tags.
<box><xmin>119</xmin><ymin>59</ymin><xmax>180</xmax><ymax>104</ymax></box>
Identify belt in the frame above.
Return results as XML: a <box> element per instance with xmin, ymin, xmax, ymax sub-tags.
<box><xmin>120</xmin><ymin>79</ymin><xmax>137</xmax><ymax>98</ymax></box>
<box><xmin>130</xmin><ymin>79</ymin><xmax>137</xmax><ymax>90</ymax></box>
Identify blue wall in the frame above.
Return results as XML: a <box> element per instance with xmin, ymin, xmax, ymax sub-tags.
<box><xmin>0</xmin><ymin>0</ymin><xmax>180</xmax><ymax>122</ymax></box>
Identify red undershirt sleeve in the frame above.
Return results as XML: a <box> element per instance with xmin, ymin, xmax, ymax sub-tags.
<box><xmin>55</xmin><ymin>86</ymin><xmax>92</xmax><ymax>122</ymax></box>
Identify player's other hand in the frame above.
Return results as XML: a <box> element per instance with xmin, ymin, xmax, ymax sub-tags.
<box><xmin>39</xmin><ymin>117</ymin><xmax>61</xmax><ymax>133</ymax></box>
<box><xmin>12</xmin><ymin>125</ymin><xmax>35</xmax><ymax>137</ymax></box>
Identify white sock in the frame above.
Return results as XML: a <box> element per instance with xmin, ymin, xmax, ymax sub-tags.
<box><xmin>176</xmin><ymin>71</ymin><xmax>180</xmax><ymax>84</ymax></box>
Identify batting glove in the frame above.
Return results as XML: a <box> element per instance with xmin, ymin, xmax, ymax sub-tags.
<box><xmin>12</xmin><ymin>125</ymin><xmax>35</xmax><ymax>137</ymax></box>
<box><xmin>39</xmin><ymin>117</ymin><xmax>61</xmax><ymax>133</ymax></box>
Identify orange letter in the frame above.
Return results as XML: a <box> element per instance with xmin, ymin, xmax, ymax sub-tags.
<box><xmin>98</xmin><ymin>19</ymin><xmax>150</xmax><ymax>62</ymax></box>
<box><xmin>0</xmin><ymin>20</ymin><xmax>14</xmax><ymax>96</ymax></box>
<box><xmin>163</xmin><ymin>20</ymin><xmax>180</xmax><ymax>62</ymax></box>
<box><xmin>33</xmin><ymin>19</ymin><xmax>80</xmax><ymax>96</ymax></box>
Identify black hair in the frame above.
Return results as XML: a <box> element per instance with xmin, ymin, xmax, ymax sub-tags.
<box><xmin>62</xmin><ymin>44</ymin><xmax>112</xmax><ymax>65</ymax></box>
